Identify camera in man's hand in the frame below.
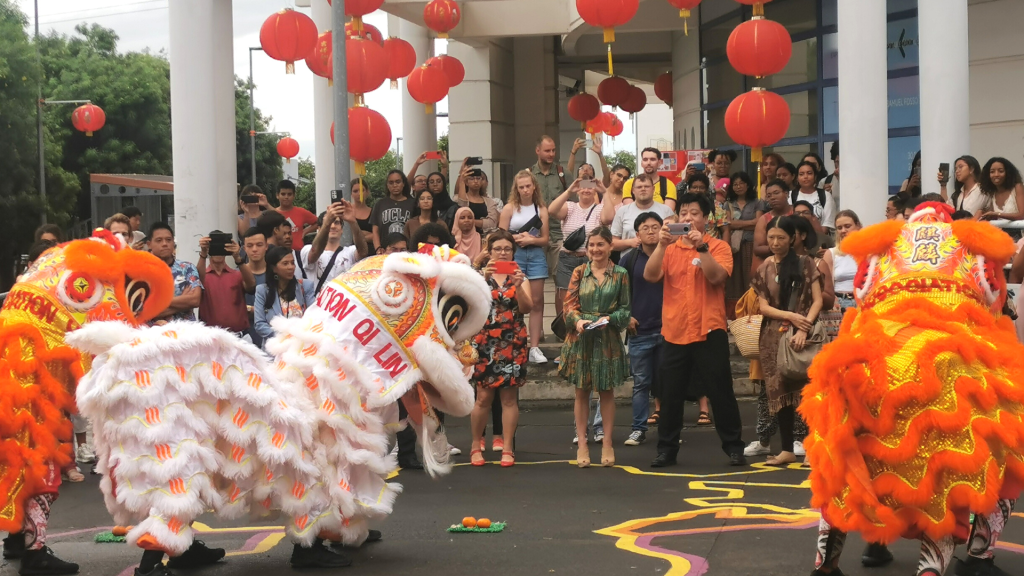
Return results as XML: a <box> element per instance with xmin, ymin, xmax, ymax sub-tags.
<box><xmin>208</xmin><ymin>231</ymin><xmax>233</xmax><ymax>257</ymax></box>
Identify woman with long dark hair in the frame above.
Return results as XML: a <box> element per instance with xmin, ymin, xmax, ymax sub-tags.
<box><xmin>370</xmin><ymin>170</ymin><xmax>415</xmax><ymax>252</ymax></box>
<box><xmin>725</xmin><ymin>171</ymin><xmax>762</xmax><ymax>305</ymax></box>
<box><xmin>980</xmin><ymin>157</ymin><xmax>1024</xmax><ymax>228</ymax></box>
<box><xmin>455</xmin><ymin>159</ymin><xmax>500</xmax><ymax>235</ymax></box>
<box><xmin>405</xmin><ymin>188</ymin><xmax>438</xmax><ymax>239</ymax></box>
<box><xmin>254</xmin><ymin>246</ymin><xmax>316</xmax><ymax>345</ymax></box>
<box><xmin>752</xmin><ymin>216</ymin><xmax>822</xmax><ymax>466</ymax></box>
<box><xmin>427</xmin><ymin>171</ymin><xmax>457</xmax><ymax>225</ymax></box>
<box><xmin>350</xmin><ymin>178</ymin><xmax>374</xmax><ymax>249</ymax></box>
<box><xmin>899</xmin><ymin>151</ymin><xmax>922</xmax><ymax>199</ymax></box>
<box><xmin>940</xmin><ymin>155</ymin><xmax>990</xmax><ymax>216</ymax></box>
<box><xmin>759</xmin><ymin>153</ymin><xmax>786</xmax><ymax>196</ymax></box>
<box><xmin>776</xmin><ymin>163</ymin><xmax>798</xmax><ymax>192</ymax></box>
<box><xmin>801</xmin><ymin>152</ymin><xmax>828</xmax><ymax>185</ymax></box>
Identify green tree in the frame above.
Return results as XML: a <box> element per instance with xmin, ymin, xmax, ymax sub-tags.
<box><xmin>606</xmin><ymin>150</ymin><xmax>636</xmax><ymax>176</ymax></box>
<box><xmin>360</xmin><ymin>150</ymin><xmax>402</xmax><ymax>207</ymax></box>
<box><xmin>235</xmin><ymin>78</ymin><xmax>284</xmax><ymax>201</ymax></box>
<box><xmin>437</xmin><ymin>132</ymin><xmax>448</xmax><ymax>157</ymax></box>
<box><xmin>294</xmin><ymin>157</ymin><xmax>316</xmax><ymax>212</ymax></box>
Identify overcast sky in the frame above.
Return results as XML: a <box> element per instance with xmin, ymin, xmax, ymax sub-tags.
<box><xmin>17</xmin><ymin>0</ymin><xmax>634</xmax><ymax>169</ymax></box>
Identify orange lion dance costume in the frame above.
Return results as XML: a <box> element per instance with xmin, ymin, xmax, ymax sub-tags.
<box><xmin>800</xmin><ymin>202</ymin><xmax>1024</xmax><ymax>576</ymax></box>
<box><xmin>0</xmin><ymin>231</ymin><xmax>172</xmax><ymax>572</ymax></box>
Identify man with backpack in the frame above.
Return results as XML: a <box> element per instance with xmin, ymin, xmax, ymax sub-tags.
<box><xmin>301</xmin><ymin>201</ymin><xmax>368</xmax><ymax>294</ymax></box>
<box><xmin>622</xmin><ymin>148</ymin><xmax>677</xmax><ymax>212</ymax></box>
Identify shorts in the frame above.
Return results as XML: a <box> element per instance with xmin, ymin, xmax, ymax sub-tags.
<box><xmin>71</xmin><ymin>413</ymin><xmax>88</xmax><ymax>435</ymax></box>
<box><xmin>514</xmin><ymin>245</ymin><xmax>548</xmax><ymax>280</ymax></box>
<box><xmin>544</xmin><ymin>239</ymin><xmax>563</xmax><ymax>278</ymax></box>
<box><xmin>555</xmin><ymin>252</ymin><xmax>588</xmax><ymax>290</ymax></box>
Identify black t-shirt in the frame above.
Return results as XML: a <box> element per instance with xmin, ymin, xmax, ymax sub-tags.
<box><xmin>370</xmin><ymin>196</ymin><xmax>416</xmax><ymax>237</ymax></box>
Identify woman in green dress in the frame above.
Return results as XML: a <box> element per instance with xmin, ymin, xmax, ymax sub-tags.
<box><xmin>558</xmin><ymin>227</ymin><xmax>631</xmax><ymax>468</ymax></box>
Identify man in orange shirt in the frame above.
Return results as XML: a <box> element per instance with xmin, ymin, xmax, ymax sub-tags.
<box><xmin>643</xmin><ymin>192</ymin><xmax>746</xmax><ymax>468</ymax></box>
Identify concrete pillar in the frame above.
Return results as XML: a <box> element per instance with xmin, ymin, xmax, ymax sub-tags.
<box><xmin>312</xmin><ymin>0</ymin><xmax>335</xmax><ymax>213</ymax></box>
<box><xmin>671</xmin><ymin>29</ymin><xmax>701</xmax><ymax>150</ymax></box>
<box><xmin>919</xmin><ymin>0</ymin><xmax>970</xmax><ymax>197</ymax></box>
<box><xmin>837</xmin><ymin>0</ymin><xmax>888</xmax><ymax>224</ymax></box>
<box><xmin>398</xmin><ymin>18</ymin><xmax>436</xmax><ymax>175</ymax></box>
<box><xmin>169</xmin><ymin>0</ymin><xmax>236</xmax><ymax>259</ymax></box>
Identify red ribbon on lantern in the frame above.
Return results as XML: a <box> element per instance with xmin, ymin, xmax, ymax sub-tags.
<box><xmin>384</xmin><ymin>37</ymin><xmax>417</xmax><ymax>90</ymax></box>
<box><xmin>568</xmin><ymin>93</ymin><xmax>601</xmax><ymax>129</ymax></box>
<box><xmin>348</xmin><ymin>106</ymin><xmax>392</xmax><ymax>175</ymax></box>
<box><xmin>277</xmin><ymin>137</ymin><xmax>300</xmax><ymax>163</ymax></box>
<box><xmin>260</xmin><ymin>9</ymin><xmax>318</xmax><ymax>74</ymax></box>
<box><xmin>71</xmin><ymin>103</ymin><xmax>105</xmax><ymax>137</ymax></box>
<box><xmin>423</xmin><ymin>0</ymin><xmax>461</xmax><ymax>39</ymax></box>
<box><xmin>726</xmin><ymin>17</ymin><xmax>792</xmax><ymax>78</ymax></box>
<box><xmin>665</xmin><ymin>0</ymin><xmax>702</xmax><ymax>35</ymax></box>
<box><xmin>407</xmin><ymin>61</ymin><xmax>449</xmax><ymax>114</ymax></box>
<box><xmin>575</xmin><ymin>0</ymin><xmax>639</xmax><ymax>75</ymax></box>
<box><xmin>724</xmin><ymin>88</ymin><xmax>790</xmax><ymax>164</ymax></box>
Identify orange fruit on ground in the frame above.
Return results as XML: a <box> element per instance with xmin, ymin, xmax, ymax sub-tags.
<box><xmin>477</xmin><ymin>518</ymin><xmax>491</xmax><ymax>529</ymax></box>
<box><xmin>112</xmin><ymin>526</ymin><xmax>132</xmax><ymax>536</ymax></box>
<box><xmin>462</xmin><ymin>517</ymin><xmax>477</xmax><ymax>528</ymax></box>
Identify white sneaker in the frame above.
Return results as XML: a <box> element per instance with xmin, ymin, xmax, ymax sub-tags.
<box><xmin>448</xmin><ymin>444</ymin><xmax>462</xmax><ymax>456</ymax></box>
<box><xmin>77</xmin><ymin>444</ymin><xmax>97</xmax><ymax>463</ymax></box>
<box><xmin>624</xmin><ymin>430</ymin><xmax>646</xmax><ymax>446</ymax></box>
<box><xmin>743</xmin><ymin>440</ymin><xmax>770</xmax><ymax>457</ymax></box>
<box><xmin>793</xmin><ymin>440</ymin><xmax>806</xmax><ymax>457</ymax></box>
<box><xmin>528</xmin><ymin>347</ymin><xmax>548</xmax><ymax>364</ymax></box>
<box><xmin>593</xmin><ymin>431</ymin><xmax>604</xmax><ymax>443</ymax></box>
<box><xmin>572</xmin><ymin>432</ymin><xmax>582</xmax><ymax>445</ymax></box>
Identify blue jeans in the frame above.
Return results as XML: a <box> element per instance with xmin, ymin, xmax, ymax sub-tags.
<box><xmin>628</xmin><ymin>333</ymin><xmax>663</xmax><ymax>431</ymax></box>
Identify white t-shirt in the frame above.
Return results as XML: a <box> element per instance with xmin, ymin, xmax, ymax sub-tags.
<box><xmin>793</xmin><ymin>189</ymin><xmax>837</xmax><ymax>229</ymax></box>
<box><xmin>610</xmin><ymin>202</ymin><xmax>675</xmax><ymax>241</ymax></box>
<box><xmin>300</xmin><ymin>244</ymin><xmax>358</xmax><ymax>287</ymax></box>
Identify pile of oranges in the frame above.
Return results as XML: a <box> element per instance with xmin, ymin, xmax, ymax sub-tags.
<box><xmin>461</xmin><ymin>516</ymin><xmax>492</xmax><ymax>529</ymax></box>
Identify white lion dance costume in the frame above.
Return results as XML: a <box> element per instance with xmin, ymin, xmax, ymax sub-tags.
<box><xmin>71</xmin><ymin>245</ymin><xmax>491</xmax><ymax>574</ymax></box>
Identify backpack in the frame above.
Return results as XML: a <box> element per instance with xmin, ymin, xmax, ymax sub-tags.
<box><xmin>791</xmin><ymin>188</ymin><xmax>826</xmax><ymax>211</ymax></box>
<box><xmin>659</xmin><ymin>176</ymin><xmax>669</xmax><ymax>202</ymax></box>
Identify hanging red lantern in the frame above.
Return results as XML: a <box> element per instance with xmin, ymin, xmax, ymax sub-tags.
<box><xmin>329</xmin><ymin>0</ymin><xmax>385</xmax><ymax>30</ymax></box>
<box><xmin>597</xmin><ymin>76</ymin><xmax>631</xmax><ymax>108</ymax></box>
<box><xmin>423</xmin><ymin>0</ymin><xmax>461</xmax><ymax>39</ymax></box>
<box><xmin>666</xmin><ymin>0</ymin><xmax>702</xmax><ymax>35</ymax></box>
<box><xmin>346</xmin><ymin>36</ymin><xmax>389</xmax><ymax>99</ymax></box>
<box><xmin>654</xmin><ymin>72</ymin><xmax>673</xmax><ymax>106</ymax></box>
<box><xmin>602</xmin><ymin>112</ymin><xmax>624</xmax><ymax>137</ymax></box>
<box><xmin>724</xmin><ymin>87</ymin><xmax>790</xmax><ymax>163</ymax></box>
<box><xmin>305</xmin><ymin>31</ymin><xmax>333</xmax><ymax>83</ymax></box>
<box><xmin>620</xmin><ymin>85</ymin><xmax>647</xmax><ymax>117</ymax></box>
<box><xmin>568</xmin><ymin>93</ymin><xmax>601</xmax><ymax>128</ymax></box>
<box><xmin>345</xmin><ymin>21</ymin><xmax>384</xmax><ymax>45</ymax></box>
<box><xmin>277</xmin><ymin>137</ymin><xmax>300</xmax><ymax>163</ymax></box>
<box><xmin>734</xmin><ymin>0</ymin><xmax>774</xmax><ymax>17</ymax></box>
<box><xmin>71</xmin><ymin>103</ymin><xmax>105</xmax><ymax>137</ymax></box>
<box><xmin>576</xmin><ymin>0</ymin><xmax>638</xmax><ymax>75</ymax></box>
<box><xmin>428</xmin><ymin>55</ymin><xmax>465</xmax><ymax>88</ymax></box>
<box><xmin>407</xmin><ymin>61</ymin><xmax>449</xmax><ymax>114</ymax></box>
<box><xmin>348</xmin><ymin>106</ymin><xmax>392</xmax><ymax>175</ymax></box>
<box><xmin>260</xmin><ymin>9</ymin><xmax>318</xmax><ymax>74</ymax></box>
<box><xmin>727</xmin><ymin>17</ymin><xmax>792</xmax><ymax>78</ymax></box>
<box><xmin>585</xmin><ymin>117</ymin><xmax>604</xmax><ymax>136</ymax></box>
<box><xmin>384</xmin><ymin>37</ymin><xmax>417</xmax><ymax>89</ymax></box>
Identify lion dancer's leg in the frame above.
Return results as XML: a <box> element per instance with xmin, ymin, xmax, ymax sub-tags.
<box><xmin>13</xmin><ymin>493</ymin><xmax>79</xmax><ymax>575</ymax></box>
<box><xmin>953</xmin><ymin>498</ymin><xmax>1016</xmax><ymax>576</ymax></box>
<box><xmin>915</xmin><ymin>534</ymin><xmax>955</xmax><ymax>576</ymax></box>
<box><xmin>130</xmin><ymin>515</ymin><xmax>225</xmax><ymax>576</ymax></box>
<box><xmin>811</xmin><ymin>517</ymin><xmax>848</xmax><ymax>575</ymax></box>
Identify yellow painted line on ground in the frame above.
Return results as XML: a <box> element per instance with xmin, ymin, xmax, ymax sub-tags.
<box><xmin>225</xmin><ymin>532</ymin><xmax>288</xmax><ymax>557</ymax></box>
<box><xmin>192</xmin><ymin>521</ymin><xmax>285</xmax><ymax>533</ymax></box>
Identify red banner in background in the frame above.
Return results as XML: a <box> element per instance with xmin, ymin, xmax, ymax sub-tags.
<box><xmin>657</xmin><ymin>149</ymin><xmax>711</xmax><ymax>183</ymax></box>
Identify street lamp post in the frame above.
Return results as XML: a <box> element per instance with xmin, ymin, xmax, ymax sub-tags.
<box><xmin>331</xmin><ymin>0</ymin><xmax>352</xmax><ymax>246</ymax></box>
<box><xmin>249</xmin><ymin>47</ymin><xmax>263</xmax><ymax>186</ymax></box>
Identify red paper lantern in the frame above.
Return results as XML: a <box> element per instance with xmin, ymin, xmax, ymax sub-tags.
<box><xmin>666</xmin><ymin>0</ymin><xmax>701</xmax><ymax>34</ymax></box>
<box><xmin>654</xmin><ymin>72</ymin><xmax>673</xmax><ymax>106</ymax></box>
<box><xmin>327</xmin><ymin>0</ymin><xmax>384</xmax><ymax>17</ymax></box>
<box><xmin>620</xmin><ymin>85</ymin><xmax>647</xmax><ymax>116</ymax></box>
<box><xmin>724</xmin><ymin>88</ymin><xmax>790</xmax><ymax>162</ymax></box>
<box><xmin>568</xmin><ymin>93</ymin><xmax>601</xmax><ymax>127</ymax></box>
<box><xmin>346</xmin><ymin>21</ymin><xmax>384</xmax><ymax>45</ymax></box>
<box><xmin>277</xmin><ymin>137</ymin><xmax>300</xmax><ymax>163</ymax></box>
<box><xmin>71</xmin><ymin>103</ymin><xmax>105</xmax><ymax>137</ymax></box>
<box><xmin>260</xmin><ymin>9</ymin><xmax>318</xmax><ymax>74</ymax></box>
<box><xmin>348</xmin><ymin>106</ymin><xmax>392</xmax><ymax>175</ymax></box>
<box><xmin>602</xmin><ymin>112</ymin><xmax>624</xmax><ymax>137</ymax></box>
<box><xmin>423</xmin><ymin>0</ymin><xmax>461</xmax><ymax>39</ymax></box>
<box><xmin>384</xmin><ymin>38</ymin><xmax>417</xmax><ymax>89</ymax></box>
<box><xmin>428</xmin><ymin>55</ymin><xmax>465</xmax><ymax>88</ymax></box>
<box><xmin>597</xmin><ymin>76</ymin><xmax>631</xmax><ymax>108</ymax></box>
<box><xmin>727</xmin><ymin>17</ymin><xmax>792</xmax><ymax>78</ymax></box>
<box><xmin>305</xmin><ymin>31</ymin><xmax>333</xmax><ymax>83</ymax></box>
<box><xmin>407</xmin><ymin>61</ymin><xmax>449</xmax><ymax>114</ymax></box>
<box><xmin>585</xmin><ymin>117</ymin><xmax>604</xmax><ymax>136</ymax></box>
<box><xmin>347</xmin><ymin>37</ymin><xmax>389</xmax><ymax>97</ymax></box>
<box><xmin>576</xmin><ymin>0</ymin><xmax>639</xmax><ymax>43</ymax></box>
<box><xmin>734</xmin><ymin>0</ymin><xmax>773</xmax><ymax>17</ymax></box>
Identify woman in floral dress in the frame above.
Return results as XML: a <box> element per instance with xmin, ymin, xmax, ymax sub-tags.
<box><xmin>469</xmin><ymin>230</ymin><xmax>532</xmax><ymax>468</ymax></box>
<box><xmin>559</xmin><ymin>227</ymin><xmax>631</xmax><ymax>469</ymax></box>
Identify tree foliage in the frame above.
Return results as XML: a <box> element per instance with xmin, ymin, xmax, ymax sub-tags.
<box><xmin>235</xmin><ymin>78</ymin><xmax>283</xmax><ymax>202</ymax></box>
<box><xmin>606</xmin><ymin>150</ymin><xmax>636</xmax><ymax>176</ymax></box>
<box><xmin>294</xmin><ymin>157</ymin><xmax>316</xmax><ymax>212</ymax></box>
<box><xmin>360</xmin><ymin>150</ymin><xmax>402</xmax><ymax>207</ymax></box>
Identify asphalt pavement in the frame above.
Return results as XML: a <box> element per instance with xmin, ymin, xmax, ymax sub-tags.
<box><xmin>4</xmin><ymin>402</ymin><xmax>1023</xmax><ymax>576</ymax></box>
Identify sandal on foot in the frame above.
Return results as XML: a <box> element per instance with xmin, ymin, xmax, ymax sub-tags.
<box><xmin>647</xmin><ymin>411</ymin><xmax>660</xmax><ymax>426</ymax></box>
<box><xmin>470</xmin><ymin>448</ymin><xmax>485</xmax><ymax>466</ymax></box>
<box><xmin>601</xmin><ymin>445</ymin><xmax>615</xmax><ymax>467</ymax></box>
<box><xmin>576</xmin><ymin>446</ymin><xmax>591</xmax><ymax>468</ymax></box>
<box><xmin>696</xmin><ymin>411</ymin><xmax>712</xmax><ymax>426</ymax></box>
<box><xmin>500</xmin><ymin>451</ymin><xmax>515</xmax><ymax>467</ymax></box>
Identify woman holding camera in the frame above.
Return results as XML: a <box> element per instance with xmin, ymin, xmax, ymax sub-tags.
<box><xmin>469</xmin><ymin>231</ymin><xmax>532</xmax><ymax>468</ymax></box>
<box><xmin>254</xmin><ymin>246</ymin><xmax>317</xmax><ymax>346</ymax></box>
<box><xmin>559</xmin><ymin>227</ymin><xmax>631</xmax><ymax>468</ymax></box>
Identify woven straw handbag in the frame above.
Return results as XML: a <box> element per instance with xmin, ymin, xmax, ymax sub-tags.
<box><xmin>729</xmin><ymin>314</ymin><xmax>763</xmax><ymax>360</ymax></box>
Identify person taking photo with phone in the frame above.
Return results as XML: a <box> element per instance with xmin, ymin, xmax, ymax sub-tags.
<box><xmin>643</xmin><ymin>192</ymin><xmax>747</xmax><ymax>469</ymax></box>
<box><xmin>468</xmin><ymin>230</ymin><xmax>532</xmax><ymax>468</ymax></box>
<box><xmin>455</xmin><ymin>158</ymin><xmax>500</xmax><ymax>235</ymax></box>
<box><xmin>197</xmin><ymin>234</ymin><xmax>255</xmax><ymax>338</ymax></box>
<box><xmin>302</xmin><ymin>200</ymin><xmax>367</xmax><ymax>292</ymax></box>
<box><xmin>549</xmin><ymin>177</ymin><xmax>606</xmax><ymax>335</ymax></box>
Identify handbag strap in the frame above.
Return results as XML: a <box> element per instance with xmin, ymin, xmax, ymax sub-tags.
<box><xmin>314</xmin><ymin>248</ymin><xmax>342</xmax><ymax>295</ymax></box>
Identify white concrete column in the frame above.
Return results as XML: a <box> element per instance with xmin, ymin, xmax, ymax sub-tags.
<box><xmin>919</xmin><ymin>0</ymin><xmax>970</xmax><ymax>197</ymax></box>
<box><xmin>837</xmin><ymin>0</ymin><xmax>888</xmax><ymax>225</ymax></box>
<box><xmin>169</xmin><ymin>0</ymin><xmax>236</xmax><ymax>259</ymax></box>
<box><xmin>671</xmin><ymin>29</ymin><xmax>701</xmax><ymax>150</ymax></box>
<box><xmin>312</xmin><ymin>0</ymin><xmax>336</xmax><ymax>213</ymax></box>
<box><xmin>398</xmin><ymin>17</ymin><xmax>436</xmax><ymax>175</ymax></box>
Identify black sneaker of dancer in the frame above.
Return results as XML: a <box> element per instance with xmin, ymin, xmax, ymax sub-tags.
<box><xmin>17</xmin><ymin>546</ymin><xmax>79</xmax><ymax>575</ymax></box>
<box><xmin>3</xmin><ymin>532</ymin><xmax>25</xmax><ymax>559</ymax></box>
<box><xmin>954</xmin><ymin>556</ymin><xmax>1012</xmax><ymax>576</ymax></box>
<box><xmin>166</xmin><ymin>540</ymin><xmax>226</xmax><ymax>569</ymax></box>
<box><xmin>290</xmin><ymin>539</ymin><xmax>352</xmax><ymax>569</ymax></box>
<box><xmin>331</xmin><ymin>530</ymin><xmax>383</xmax><ymax>550</ymax></box>
<box><xmin>861</xmin><ymin>543</ymin><xmax>894</xmax><ymax>567</ymax></box>
<box><xmin>134</xmin><ymin>564</ymin><xmax>174</xmax><ymax>576</ymax></box>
